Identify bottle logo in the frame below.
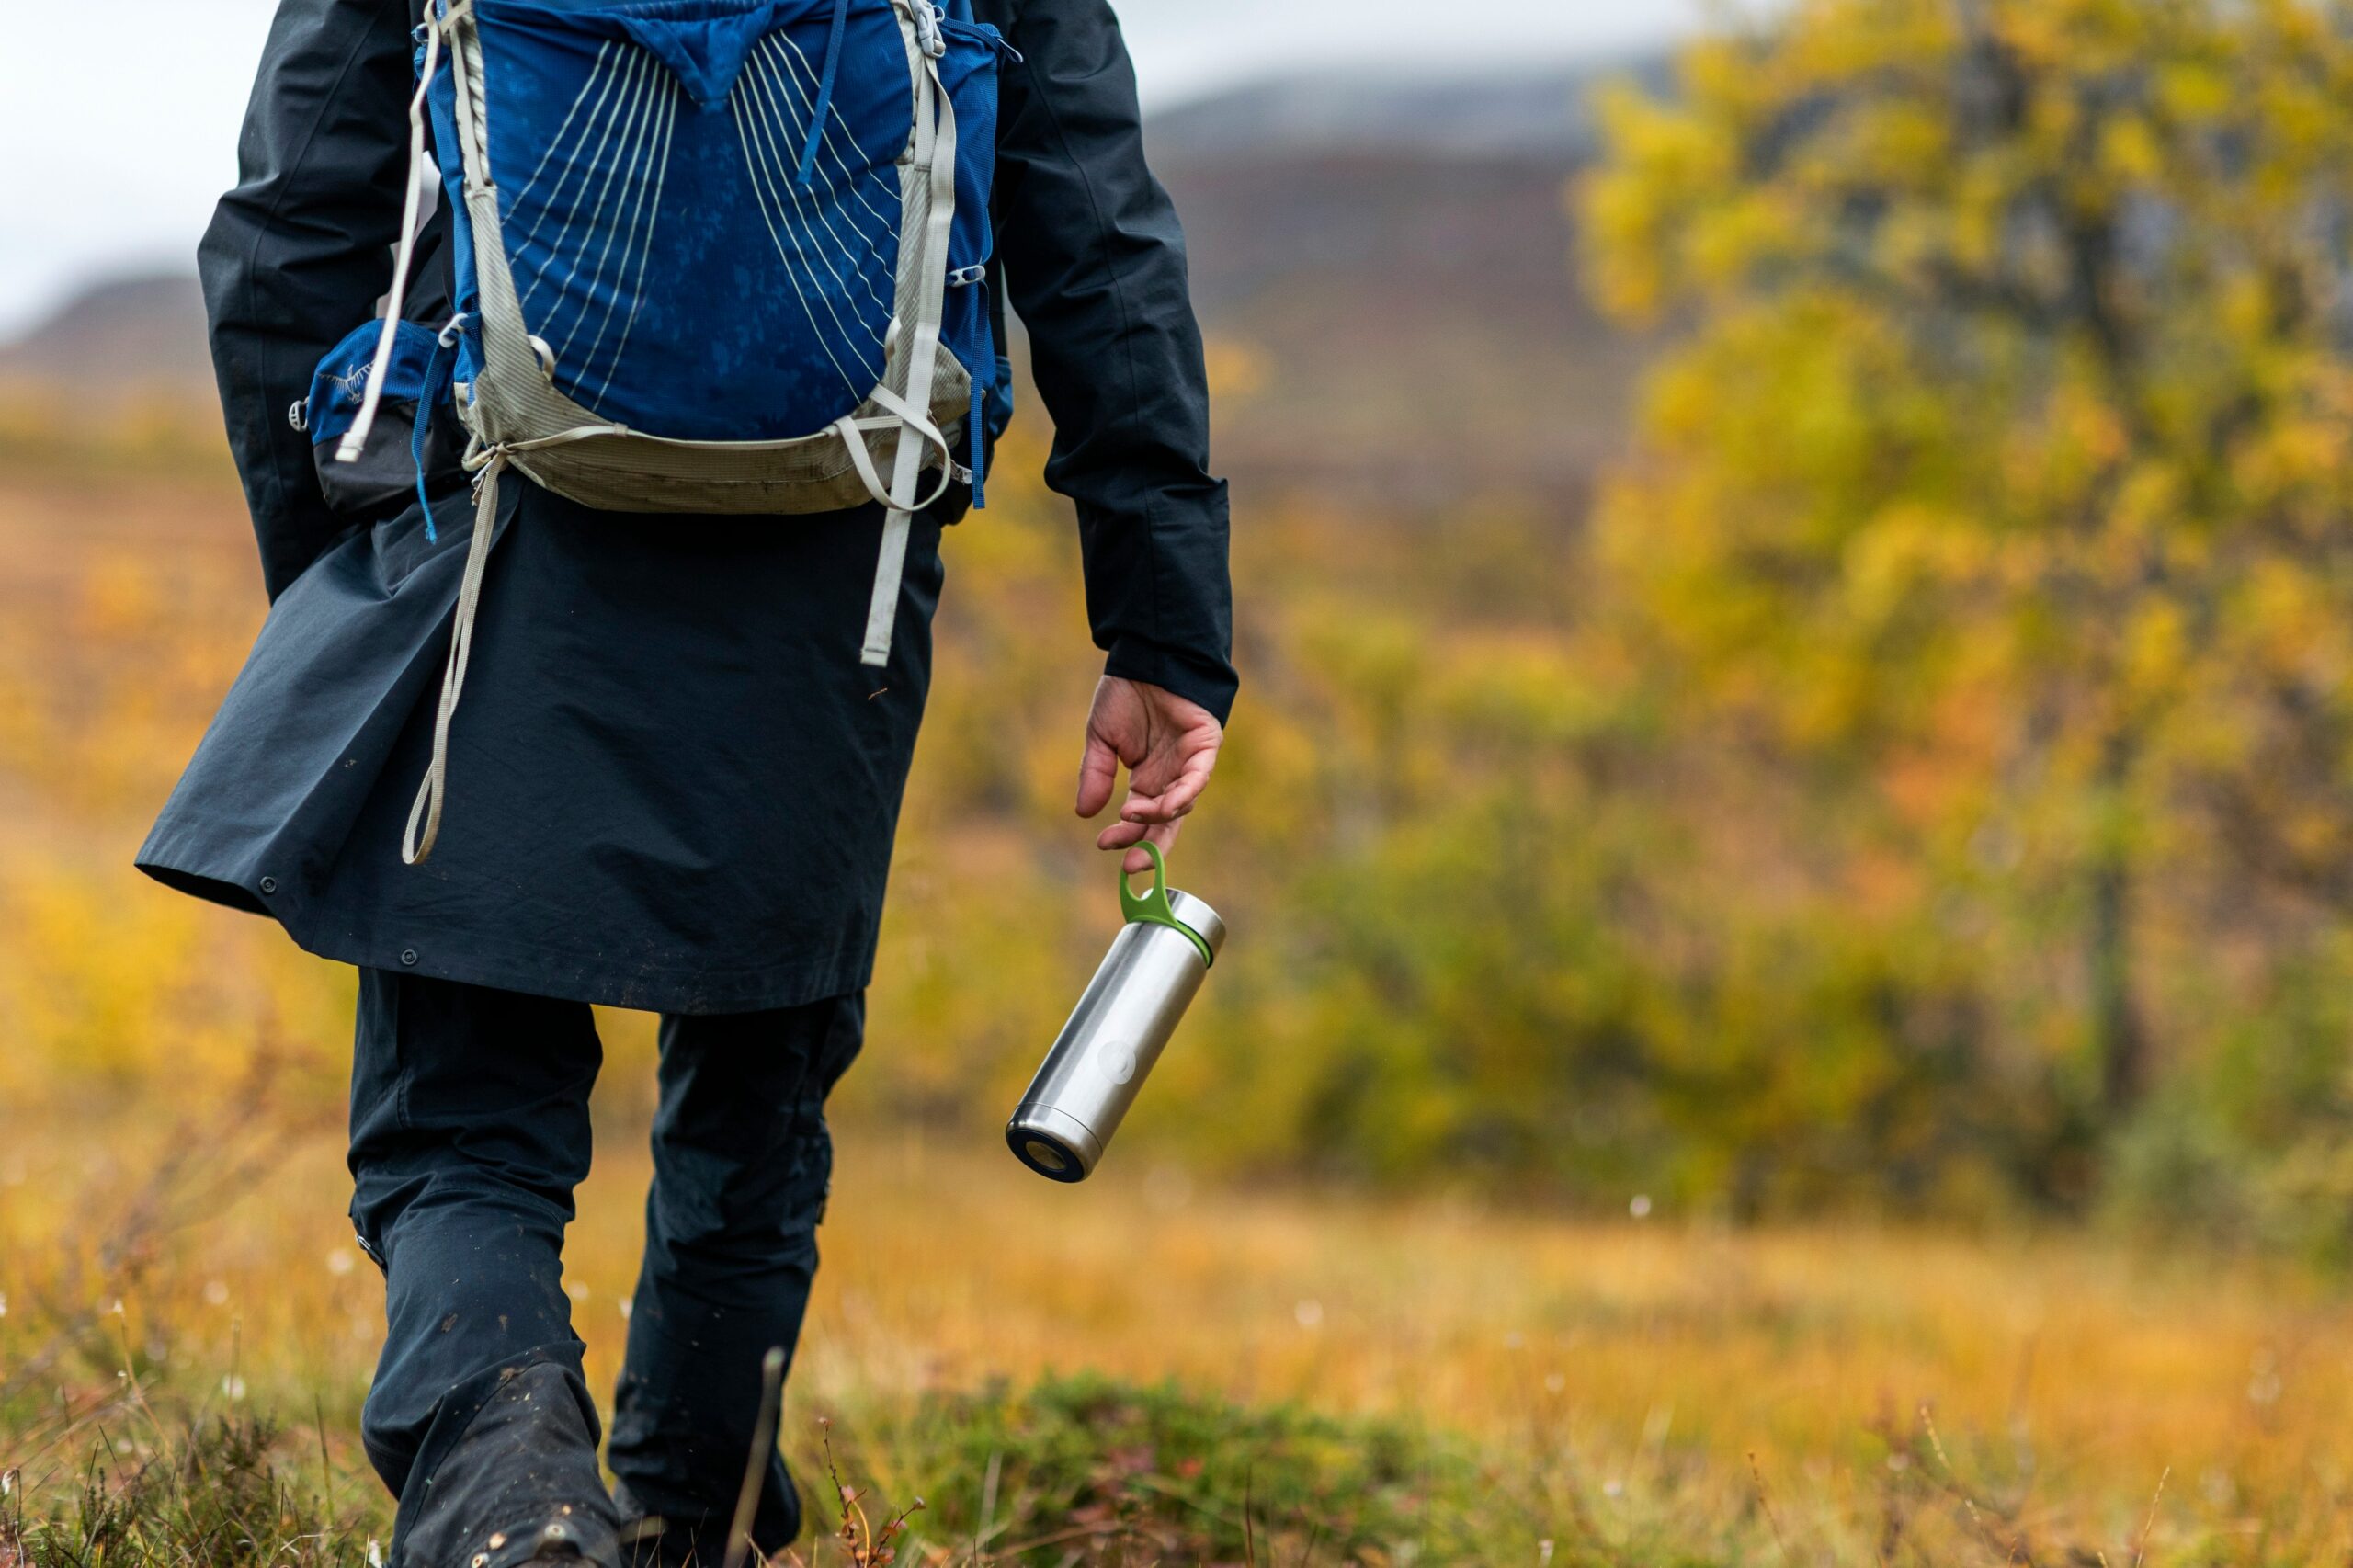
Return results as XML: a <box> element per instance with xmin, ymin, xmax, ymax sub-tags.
<box><xmin>1097</xmin><ymin>1042</ymin><xmax>1139</xmax><ymax>1085</ymax></box>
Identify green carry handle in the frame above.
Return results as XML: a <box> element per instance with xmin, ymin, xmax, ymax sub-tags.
<box><xmin>1119</xmin><ymin>840</ymin><xmax>1215</xmax><ymax>969</ymax></box>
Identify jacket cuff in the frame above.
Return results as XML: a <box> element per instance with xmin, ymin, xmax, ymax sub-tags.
<box><xmin>1104</xmin><ymin>638</ymin><xmax>1238</xmax><ymax>727</ymax></box>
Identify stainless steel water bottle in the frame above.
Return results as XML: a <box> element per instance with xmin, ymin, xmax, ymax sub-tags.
<box><xmin>1006</xmin><ymin>842</ymin><xmax>1225</xmax><ymax>1182</ymax></box>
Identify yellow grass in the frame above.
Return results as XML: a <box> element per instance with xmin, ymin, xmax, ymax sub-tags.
<box><xmin>7</xmin><ymin>1093</ymin><xmax>2353</xmax><ymax>1559</ymax></box>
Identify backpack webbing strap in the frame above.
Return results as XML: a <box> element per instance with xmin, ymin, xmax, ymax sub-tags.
<box><xmin>403</xmin><ymin>447</ymin><xmax>507</xmax><ymax>866</ymax></box>
<box><xmin>795</xmin><ymin>0</ymin><xmax>852</xmax><ymax>187</ymax></box>
<box><xmin>858</xmin><ymin>23</ymin><xmax>960</xmax><ymax>669</ymax></box>
<box><xmin>831</xmin><ymin>388</ymin><xmax>956</xmax><ymax>517</ymax></box>
<box><xmin>338</xmin><ymin>9</ymin><xmax>447</xmax><ymax>466</ymax></box>
<box><xmin>399</xmin><ymin>422</ymin><xmax>625</xmax><ymax>865</ymax></box>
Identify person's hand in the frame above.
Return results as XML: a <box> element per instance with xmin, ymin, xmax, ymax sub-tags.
<box><xmin>1075</xmin><ymin>676</ymin><xmax>1223</xmax><ymax>874</ymax></box>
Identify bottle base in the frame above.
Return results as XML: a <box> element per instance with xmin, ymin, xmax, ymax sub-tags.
<box><xmin>1006</xmin><ymin>1104</ymin><xmax>1103</xmax><ymax>1182</ymax></box>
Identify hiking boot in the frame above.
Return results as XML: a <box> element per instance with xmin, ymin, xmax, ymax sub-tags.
<box><xmin>616</xmin><ymin>1514</ymin><xmax>691</xmax><ymax>1568</ymax></box>
<box><xmin>623</xmin><ymin>1508</ymin><xmax>761</xmax><ymax>1568</ymax></box>
<box><xmin>626</xmin><ymin>1510</ymin><xmax>758</xmax><ymax>1568</ymax></box>
<box><xmin>398</xmin><ymin>1362</ymin><xmax>621</xmax><ymax>1568</ymax></box>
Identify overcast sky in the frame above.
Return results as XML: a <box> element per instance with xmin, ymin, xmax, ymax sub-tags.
<box><xmin>0</xmin><ymin>0</ymin><xmax>1710</xmax><ymax>335</ymax></box>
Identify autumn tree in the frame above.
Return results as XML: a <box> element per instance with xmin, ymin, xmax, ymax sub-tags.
<box><xmin>1582</xmin><ymin>0</ymin><xmax>2353</xmax><ymax>1153</ymax></box>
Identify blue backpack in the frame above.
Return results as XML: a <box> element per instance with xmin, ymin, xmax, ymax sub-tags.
<box><xmin>317</xmin><ymin>0</ymin><xmax>1013</xmax><ymax>862</ymax></box>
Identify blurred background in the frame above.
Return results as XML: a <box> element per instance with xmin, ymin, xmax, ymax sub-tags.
<box><xmin>6</xmin><ymin>1</ymin><xmax>2353</xmax><ymax>1562</ymax></box>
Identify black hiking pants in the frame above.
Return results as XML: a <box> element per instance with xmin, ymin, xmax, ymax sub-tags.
<box><xmin>347</xmin><ymin>969</ymin><xmax>865</xmax><ymax>1564</ymax></box>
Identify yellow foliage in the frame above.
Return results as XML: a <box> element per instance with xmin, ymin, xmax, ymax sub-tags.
<box><xmin>1580</xmin><ymin>0</ymin><xmax>2353</xmax><ymax>1156</ymax></box>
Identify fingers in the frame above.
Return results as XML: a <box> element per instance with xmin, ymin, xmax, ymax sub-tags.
<box><xmin>1085</xmin><ymin>679</ymin><xmax>1219</xmax><ymax>869</ymax></box>
<box><xmin>1119</xmin><ymin>738</ymin><xmax>1219</xmax><ymax>825</ymax></box>
<box><xmin>1136</xmin><ymin>818</ymin><xmax>1185</xmax><ymax>874</ymax></box>
<box><xmin>1097</xmin><ymin>814</ymin><xmax>1183</xmax><ymax>874</ymax></box>
<box><xmin>1075</xmin><ymin>728</ymin><xmax>1120</xmax><ymax>819</ymax></box>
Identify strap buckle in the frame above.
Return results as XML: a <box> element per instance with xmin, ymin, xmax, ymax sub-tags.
<box><xmin>913</xmin><ymin>1</ymin><xmax>946</xmax><ymax>58</ymax></box>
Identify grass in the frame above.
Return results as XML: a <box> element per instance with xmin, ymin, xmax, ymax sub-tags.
<box><xmin>2</xmin><ymin>1376</ymin><xmax>1549</xmax><ymax>1567</ymax></box>
<box><xmin>5</xmin><ymin>1096</ymin><xmax>2353</xmax><ymax>1565</ymax></box>
<box><xmin>2</xmin><ymin>1411</ymin><xmax>379</xmax><ymax>1568</ymax></box>
<box><xmin>2</xmin><ymin>1352</ymin><xmax>2315</xmax><ymax>1566</ymax></box>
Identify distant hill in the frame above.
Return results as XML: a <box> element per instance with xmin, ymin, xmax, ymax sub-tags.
<box><xmin>1147</xmin><ymin>56</ymin><xmax>1672</xmax><ymax>162</ymax></box>
<box><xmin>0</xmin><ymin>272</ymin><xmax>211</xmax><ymax>395</ymax></box>
<box><xmin>0</xmin><ymin>62</ymin><xmax>1667</xmax><ymax>505</ymax></box>
<box><xmin>1160</xmin><ymin>146</ymin><xmax>1650</xmax><ymax>506</ymax></box>
<box><xmin>1153</xmin><ymin>61</ymin><xmax>1664</xmax><ymax>506</ymax></box>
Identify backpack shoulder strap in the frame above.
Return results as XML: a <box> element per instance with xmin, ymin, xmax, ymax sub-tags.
<box><xmin>859</xmin><ymin>3</ymin><xmax>962</xmax><ymax>667</ymax></box>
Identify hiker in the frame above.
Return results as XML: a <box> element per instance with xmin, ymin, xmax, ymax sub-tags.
<box><xmin>135</xmin><ymin>0</ymin><xmax>1234</xmax><ymax>1562</ymax></box>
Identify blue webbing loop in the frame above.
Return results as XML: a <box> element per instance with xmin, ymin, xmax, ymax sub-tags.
<box><xmin>969</xmin><ymin>383</ymin><xmax>987</xmax><ymax>509</ymax></box>
<box><xmin>795</xmin><ymin>0</ymin><xmax>851</xmax><ymax>187</ymax></box>
<box><xmin>943</xmin><ymin>264</ymin><xmax>992</xmax><ymax>506</ymax></box>
<box><xmin>413</xmin><ymin>314</ymin><xmax>467</xmax><ymax>539</ymax></box>
<box><xmin>948</xmin><ymin>267</ymin><xmax>990</xmax><ymax>508</ymax></box>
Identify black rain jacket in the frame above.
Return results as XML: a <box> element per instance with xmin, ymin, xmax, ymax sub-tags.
<box><xmin>137</xmin><ymin>0</ymin><xmax>1234</xmax><ymax>1013</ymax></box>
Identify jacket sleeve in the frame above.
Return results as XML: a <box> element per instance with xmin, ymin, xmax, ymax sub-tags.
<box><xmin>990</xmin><ymin>0</ymin><xmax>1238</xmax><ymax>724</ymax></box>
<box><xmin>200</xmin><ymin>0</ymin><xmax>420</xmax><ymax>600</ymax></box>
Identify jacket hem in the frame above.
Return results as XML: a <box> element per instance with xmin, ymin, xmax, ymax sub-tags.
<box><xmin>133</xmin><ymin>844</ymin><xmax>878</xmax><ymax>1016</ymax></box>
